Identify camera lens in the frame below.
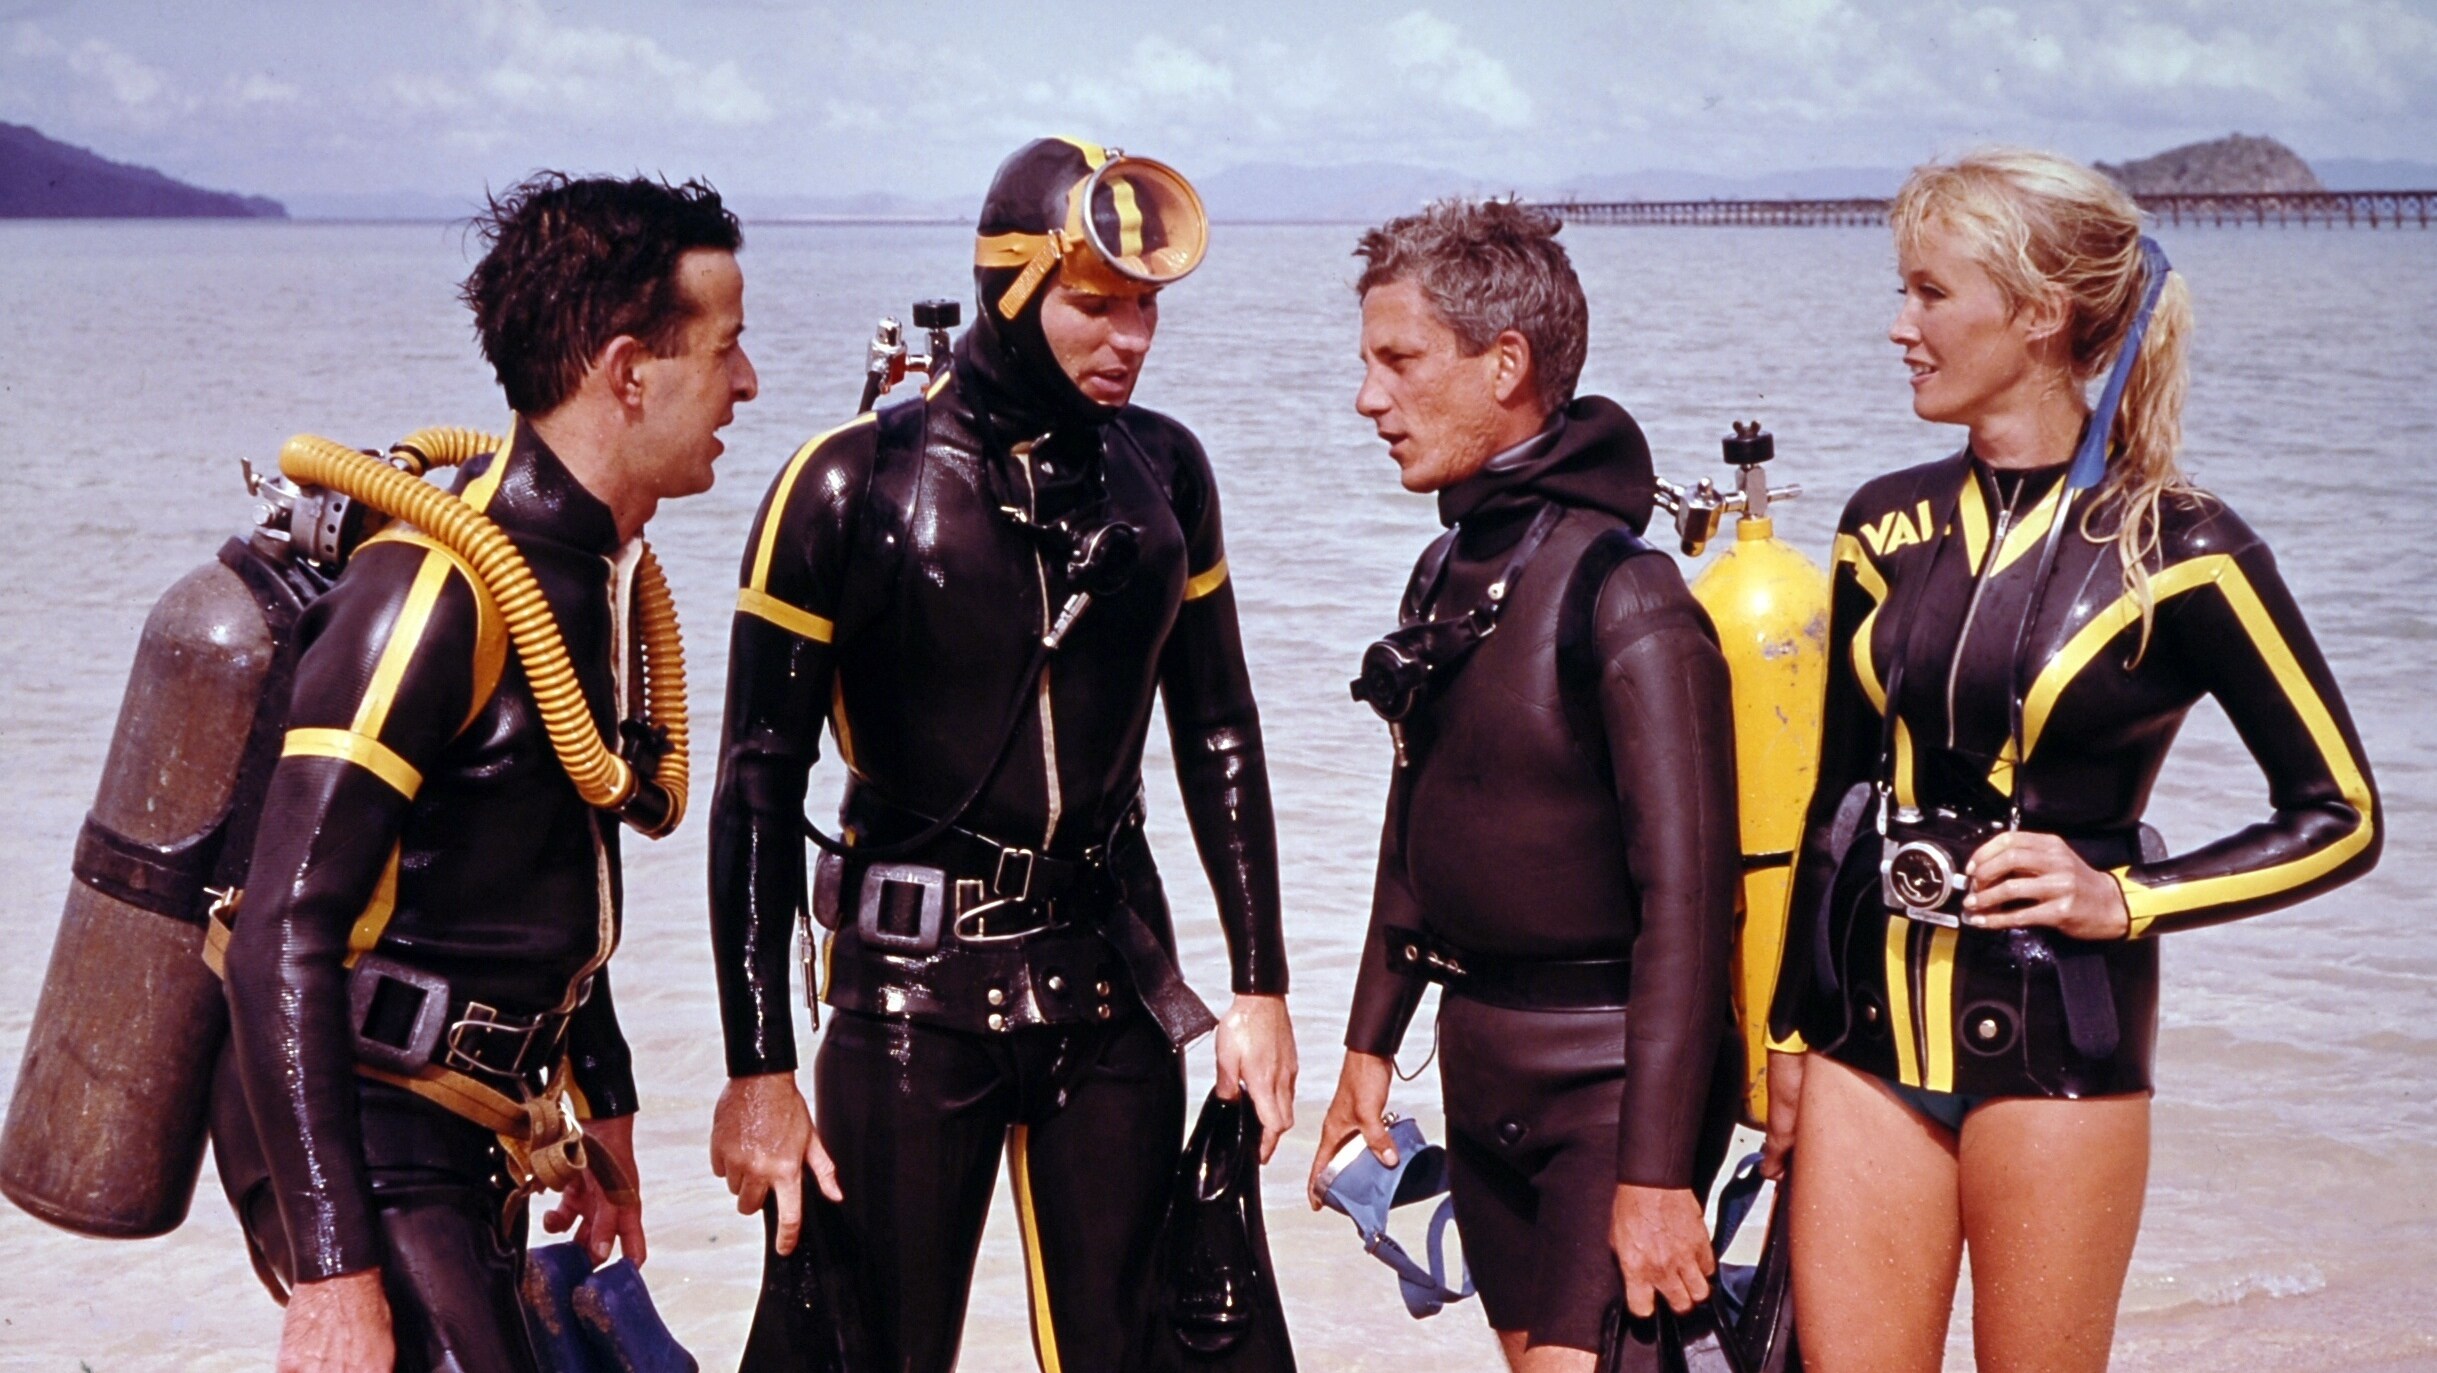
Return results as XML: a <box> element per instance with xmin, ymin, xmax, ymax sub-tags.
<box><xmin>1886</xmin><ymin>842</ymin><xmax>1955</xmax><ymax>909</ymax></box>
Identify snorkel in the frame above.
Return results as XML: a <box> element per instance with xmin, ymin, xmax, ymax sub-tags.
<box><xmin>2067</xmin><ymin>236</ymin><xmax>2173</xmax><ymax>492</ymax></box>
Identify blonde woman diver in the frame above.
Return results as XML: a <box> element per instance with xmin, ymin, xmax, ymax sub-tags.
<box><xmin>1761</xmin><ymin>149</ymin><xmax>2381</xmax><ymax>1372</ymax></box>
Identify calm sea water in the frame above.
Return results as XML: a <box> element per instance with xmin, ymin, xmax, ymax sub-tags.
<box><xmin>0</xmin><ymin>219</ymin><xmax>2429</xmax><ymax>1371</ymax></box>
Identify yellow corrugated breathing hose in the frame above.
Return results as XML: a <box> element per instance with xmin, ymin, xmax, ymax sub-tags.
<box><xmin>277</xmin><ymin>432</ymin><xmax>688</xmax><ymax>837</ymax></box>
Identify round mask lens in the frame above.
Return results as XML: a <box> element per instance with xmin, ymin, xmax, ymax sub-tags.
<box><xmin>1077</xmin><ymin>157</ymin><xmax>1207</xmax><ymax>287</ymax></box>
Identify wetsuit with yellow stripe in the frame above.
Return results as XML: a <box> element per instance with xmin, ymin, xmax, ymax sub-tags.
<box><xmin>222</xmin><ymin>422</ymin><xmax>643</xmax><ymax>1372</ymax></box>
<box><xmin>712</xmin><ymin>310</ymin><xmax>1286</xmax><ymax>1370</ymax></box>
<box><xmin>1770</xmin><ymin>453</ymin><xmax>2380</xmax><ymax>1100</ymax></box>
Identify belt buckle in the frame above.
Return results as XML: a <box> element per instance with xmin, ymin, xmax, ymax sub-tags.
<box><xmin>444</xmin><ymin>1001</ymin><xmax>538</xmax><ymax>1077</ymax></box>
<box><xmin>992</xmin><ymin>846</ymin><xmax>1037</xmax><ymax>903</ymax></box>
<box><xmin>346</xmin><ymin>955</ymin><xmax>453</xmax><ymax>1076</ymax></box>
<box><xmin>857</xmin><ymin>861</ymin><xmax>949</xmax><ymax>952</ymax></box>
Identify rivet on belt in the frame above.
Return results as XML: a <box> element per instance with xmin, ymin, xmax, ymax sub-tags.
<box><xmin>1046</xmin><ymin>974</ymin><xmax>1066</xmax><ymax>994</ymax></box>
<box><xmin>1094</xmin><ymin>980</ymin><xmax>1112</xmax><ymax>997</ymax></box>
<box><xmin>1974</xmin><ymin>1016</ymin><xmax>2000</xmax><ymax>1042</ymax></box>
<box><xmin>986</xmin><ymin>987</ymin><xmax>1006</xmax><ymax>1007</ymax></box>
<box><xmin>987</xmin><ymin>1012</ymin><xmax>1006</xmax><ymax>1031</ymax></box>
<box><xmin>1094</xmin><ymin>1004</ymin><xmax>1113</xmax><ymax>1021</ymax></box>
<box><xmin>1862</xmin><ymin>1003</ymin><xmax>1880</xmax><ymax>1024</ymax></box>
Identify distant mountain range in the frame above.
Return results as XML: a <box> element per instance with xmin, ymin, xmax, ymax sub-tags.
<box><xmin>0</xmin><ymin>122</ymin><xmax>283</xmax><ymax>218</ymax></box>
<box><xmin>6</xmin><ymin>118</ymin><xmax>2431</xmax><ymax>225</ymax></box>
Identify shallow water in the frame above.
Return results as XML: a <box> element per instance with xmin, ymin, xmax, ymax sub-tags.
<box><xmin>0</xmin><ymin>219</ymin><xmax>2429</xmax><ymax>1370</ymax></box>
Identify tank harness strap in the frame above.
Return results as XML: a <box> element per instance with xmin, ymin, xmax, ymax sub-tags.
<box><xmin>70</xmin><ymin>817</ymin><xmax>218</xmax><ymax>924</ymax></box>
<box><xmin>356</xmin><ymin>1059</ymin><xmax>632</xmax><ymax>1205</ymax></box>
<box><xmin>1554</xmin><ymin>524</ymin><xmax>1664</xmax><ymax>782</ymax></box>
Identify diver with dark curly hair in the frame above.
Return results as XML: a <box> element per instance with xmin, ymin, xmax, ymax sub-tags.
<box><xmin>219</xmin><ymin>173</ymin><xmax>756</xmax><ymax>1373</ymax></box>
<box><xmin>706</xmin><ymin>137</ymin><xmax>1295</xmax><ymax>1373</ymax></box>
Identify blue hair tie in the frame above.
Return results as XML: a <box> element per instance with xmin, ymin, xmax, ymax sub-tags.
<box><xmin>2066</xmin><ymin>235</ymin><xmax>2172</xmax><ymax>492</ymax></box>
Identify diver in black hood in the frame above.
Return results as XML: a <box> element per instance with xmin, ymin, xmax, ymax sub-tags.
<box><xmin>706</xmin><ymin>138</ymin><xmax>1296</xmax><ymax>1372</ymax></box>
<box><xmin>1312</xmin><ymin>200</ymin><xmax>1742</xmax><ymax>1369</ymax></box>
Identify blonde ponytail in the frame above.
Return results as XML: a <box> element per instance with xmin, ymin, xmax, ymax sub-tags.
<box><xmin>1891</xmin><ymin>149</ymin><xmax>2198</xmax><ymax>657</ymax></box>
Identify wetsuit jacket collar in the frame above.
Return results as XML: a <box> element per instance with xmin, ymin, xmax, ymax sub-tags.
<box><xmin>1436</xmin><ymin>395</ymin><xmax>1656</xmax><ymax>536</ymax></box>
<box><xmin>475</xmin><ymin>417</ymin><xmax>624</xmax><ymax>559</ymax></box>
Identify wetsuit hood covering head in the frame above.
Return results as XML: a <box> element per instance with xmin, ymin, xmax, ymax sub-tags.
<box><xmin>1437</xmin><ymin>395</ymin><xmax>1657</xmax><ymax>534</ymax></box>
<box><xmin>961</xmin><ymin>137</ymin><xmax>1209</xmax><ymax>436</ymax></box>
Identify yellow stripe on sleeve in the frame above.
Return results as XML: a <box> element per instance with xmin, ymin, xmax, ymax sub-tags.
<box><xmin>736</xmin><ymin>587</ymin><xmax>835</xmax><ymax>643</ymax></box>
<box><xmin>1008</xmin><ymin>1125</ymin><xmax>1066</xmax><ymax>1373</ymax></box>
<box><xmin>2113</xmin><ymin>560</ymin><xmax>2377</xmax><ymax>934</ymax></box>
<box><xmin>350</xmin><ymin>547</ymin><xmax>459</xmax><ymax>740</ymax></box>
<box><xmin>284</xmin><ymin>727</ymin><xmax>424</xmax><ymax>798</ymax></box>
<box><xmin>1183</xmin><ymin>558</ymin><xmax>1230</xmax><ymax>602</ymax></box>
<box><xmin>751</xmin><ymin>417</ymin><xmax>876</xmax><ymax>594</ymax></box>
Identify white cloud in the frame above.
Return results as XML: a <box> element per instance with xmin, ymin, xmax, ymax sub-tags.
<box><xmin>65</xmin><ymin>35</ymin><xmax>169</xmax><ymax>108</ymax></box>
<box><xmin>467</xmin><ymin>0</ymin><xmax>774</xmax><ymax>127</ymax></box>
<box><xmin>1385</xmin><ymin>11</ymin><xmax>1532</xmax><ymax>128</ymax></box>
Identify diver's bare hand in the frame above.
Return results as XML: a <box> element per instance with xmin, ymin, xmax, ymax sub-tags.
<box><xmin>1612</xmin><ymin>1184</ymin><xmax>1715</xmax><ymax>1319</ymax></box>
<box><xmin>1760</xmin><ymin>1050</ymin><xmax>1804</xmax><ymax>1180</ymax></box>
<box><xmin>278</xmin><ymin>1268</ymin><xmax>393</xmax><ymax>1373</ymax></box>
<box><xmin>711</xmin><ymin>1072</ymin><xmax>841</xmax><ymax>1257</ymax></box>
<box><xmin>1214</xmin><ymin>993</ymin><xmax>1299</xmax><ymax>1163</ymax></box>
<box><xmin>544</xmin><ymin>1113</ymin><xmax>647</xmax><ymax>1266</ymax></box>
<box><xmin>1306</xmin><ymin>1050</ymin><xmax>1397</xmax><ymax>1209</ymax></box>
<box><xmin>1963</xmin><ymin>830</ymin><xmax>2132</xmax><ymax>940</ymax></box>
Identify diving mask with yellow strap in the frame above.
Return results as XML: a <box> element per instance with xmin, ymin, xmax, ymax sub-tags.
<box><xmin>976</xmin><ymin>149</ymin><xmax>1208</xmax><ymax>320</ymax></box>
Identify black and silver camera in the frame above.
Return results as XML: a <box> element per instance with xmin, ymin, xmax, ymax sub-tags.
<box><xmin>1879</xmin><ymin>804</ymin><xmax>2008</xmax><ymax>927</ymax></box>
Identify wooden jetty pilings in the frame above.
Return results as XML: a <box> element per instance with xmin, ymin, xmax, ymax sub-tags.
<box><xmin>1541</xmin><ymin>189</ymin><xmax>2436</xmax><ymax>229</ymax></box>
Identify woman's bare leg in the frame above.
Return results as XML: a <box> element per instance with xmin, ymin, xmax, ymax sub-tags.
<box><xmin>1789</xmin><ymin>1054</ymin><xmax>1964</xmax><ymax>1373</ymax></box>
<box><xmin>1958</xmin><ymin>1094</ymin><xmax>2149</xmax><ymax>1373</ymax></box>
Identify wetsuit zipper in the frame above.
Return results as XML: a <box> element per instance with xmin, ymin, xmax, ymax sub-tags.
<box><xmin>1014</xmin><ymin>439</ymin><xmax>1062</xmax><ymax>849</ymax></box>
<box><xmin>1945</xmin><ymin>475</ymin><xmax>2022</xmax><ymax>750</ymax></box>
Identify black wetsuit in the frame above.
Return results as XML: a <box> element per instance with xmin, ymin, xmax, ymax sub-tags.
<box><xmin>709</xmin><ymin>322</ymin><xmax>1287</xmax><ymax>1371</ymax></box>
<box><xmin>1771</xmin><ymin>455</ymin><xmax>2380</xmax><ymax>1100</ymax></box>
<box><xmin>221</xmin><ymin>423</ymin><xmax>643</xmax><ymax>1372</ymax></box>
<box><xmin>1343</xmin><ymin>398</ymin><xmax>1742</xmax><ymax>1353</ymax></box>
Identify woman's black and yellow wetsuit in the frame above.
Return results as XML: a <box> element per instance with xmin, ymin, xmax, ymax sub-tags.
<box><xmin>1770</xmin><ymin>453</ymin><xmax>2379</xmax><ymax>1100</ymax></box>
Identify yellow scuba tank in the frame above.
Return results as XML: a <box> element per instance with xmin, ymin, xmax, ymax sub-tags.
<box><xmin>1656</xmin><ymin>423</ymin><xmax>1830</xmax><ymax>1127</ymax></box>
<box><xmin>0</xmin><ymin>428</ymin><xmax>691</xmax><ymax>1239</ymax></box>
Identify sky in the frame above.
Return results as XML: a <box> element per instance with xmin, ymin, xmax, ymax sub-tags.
<box><xmin>3</xmin><ymin>0</ymin><xmax>2433</xmax><ymax>207</ymax></box>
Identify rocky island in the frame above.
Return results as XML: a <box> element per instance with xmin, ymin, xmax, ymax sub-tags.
<box><xmin>1</xmin><ymin>122</ymin><xmax>284</xmax><ymax>218</ymax></box>
<box><xmin>2096</xmin><ymin>133</ymin><xmax>2324</xmax><ymax>196</ymax></box>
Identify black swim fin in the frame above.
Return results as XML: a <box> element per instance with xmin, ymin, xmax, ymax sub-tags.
<box><xmin>736</xmin><ymin>1173</ymin><xmax>875</xmax><ymax>1373</ymax></box>
<box><xmin>1132</xmin><ymin>1091</ymin><xmax>1297</xmax><ymax>1372</ymax></box>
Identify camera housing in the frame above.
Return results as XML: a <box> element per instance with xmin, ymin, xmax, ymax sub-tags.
<box><xmin>1879</xmin><ymin>805</ymin><xmax>2008</xmax><ymax>927</ymax></box>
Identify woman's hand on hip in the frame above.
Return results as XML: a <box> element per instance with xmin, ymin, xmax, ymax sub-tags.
<box><xmin>1963</xmin><ymin>830</ymin><xmax>2132</xmax><ymax>940</ymax></box>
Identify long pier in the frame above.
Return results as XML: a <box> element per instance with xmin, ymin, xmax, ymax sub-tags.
<box><xmin>1542</xmin><ymin>189</ymin><xmax>2437</xmax><ymax>229</ymax></box>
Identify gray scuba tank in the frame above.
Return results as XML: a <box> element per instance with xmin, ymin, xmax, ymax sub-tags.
<box><xmin>1</xmin><ymin>463</ymin><xmax>354</xmax><ymax>1238</ymax></box>
<box><xmin>0</xmin><ymin>552</ymin><xmax>286</xmax><ymax>1236</ymax></box>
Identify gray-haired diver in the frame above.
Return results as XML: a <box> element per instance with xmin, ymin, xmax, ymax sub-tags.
<box><xmin>707</xmin><ymin>137</ymin><xmax>1296</xmax><ymax>1373</ymax></box>
<box><xmin>1311</xmin><ymin>198</ymin><xmax>1743</xmax><ymax>1370</ymax></box>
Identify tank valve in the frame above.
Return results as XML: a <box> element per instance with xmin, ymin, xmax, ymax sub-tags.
<box><xmin>858</xmin><ymin>298</ymin><xmax>963</xmax><ymax>412</ymax></box>
<box><xmin>1654</xmin><ymin>420</ymin><xmax>1804</xmax><ymax>557</ymax></box>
